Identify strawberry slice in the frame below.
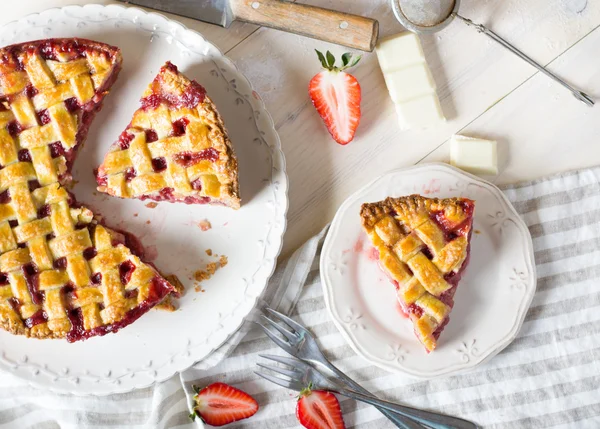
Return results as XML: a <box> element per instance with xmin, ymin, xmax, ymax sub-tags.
<box><xmin>296</xmin><ymin>384</ymin><xmax>346</xmax><ymax>429</ymax></box>
<box><xmin>309</xmin><ymin>50</ymin><xmax>362</xmax><ymax>145</ymax></box>
<box><xmin>191</xmin><ymin>382</ymin><xmax>258</xmax><ymax>426</ymax></box>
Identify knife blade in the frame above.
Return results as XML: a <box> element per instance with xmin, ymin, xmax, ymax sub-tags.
<box><xmin>117</xmin><ymin>0</ymin><xmax>379</xmax><ymax>51</ymax></box>
<box><xmin>122</xmin><ymin>0</ymin><xmax>234</xmax><ymax>27</ymax></box>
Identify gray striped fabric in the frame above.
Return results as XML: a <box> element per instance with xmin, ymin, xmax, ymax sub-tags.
<box><xmin>2</xmin><ymin>167</ymin><xmax>600</xmax><ymax>428</ymax></box>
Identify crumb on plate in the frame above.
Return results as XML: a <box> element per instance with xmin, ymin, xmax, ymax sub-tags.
<box><xmin>198</xmin><ymin>219</ymin><xmax>212</xmax><ymax>231</ymax></box>
<box><xmin>194</xmin><ymin>262</ymin><xmax>218</xmax><ymax>282</ymax></box>
<box><xmin>192</xmin><ymin>254</ymin><xmax>229</xmax><ymax>292</ymax></box>
<box><xmin>146</xmin><ymin>202</ymin><xmax>158</xmax><ymax>209</ymax></box>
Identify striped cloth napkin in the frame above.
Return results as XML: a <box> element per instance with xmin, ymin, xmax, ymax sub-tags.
<box><xmin>2</xmin><ymin>166</ymin><xmax>600</xmax><ymax>428</ymax></box>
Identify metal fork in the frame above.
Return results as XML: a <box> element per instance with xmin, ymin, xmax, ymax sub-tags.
<box><xmin>256</xmin><ymin>308</ymin><xmax>423</xmax><ymax>429</ymax></box>
<box><xmin>256</xmin><ymin>354</ymin><xmax>478</xmax><ymax>429</ymax></box>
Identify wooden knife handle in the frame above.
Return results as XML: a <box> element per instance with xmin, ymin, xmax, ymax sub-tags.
<box><xmin>231</xmin><ymin>0</ymin><xmax>379</xmax><ymax>52</ymax></box>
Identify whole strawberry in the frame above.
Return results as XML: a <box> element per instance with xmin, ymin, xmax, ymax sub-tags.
<box><xmin>309</xmin><ymin>50</ymin><xmax>362</xmax><ymax>145</ymax></box>
<box><xmin>190</xmin><ymin>382</ymin><xmax>258</xmax><ymax>426</ymax></box>
<box><xmin>296</xmin><ymin>384</ymin><xmax>346</xmax><ymax>429</ymax></box>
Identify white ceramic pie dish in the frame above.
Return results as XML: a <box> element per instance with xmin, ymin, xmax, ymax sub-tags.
<box><xmin>321</xmin><ymin>163</ymin><xmax>536</xmax><ymax>378</ymax></box>
<box><xmin>0</xmin><ymin>5</ymin><xmax>288</xmax><ymax>394</ymax></box>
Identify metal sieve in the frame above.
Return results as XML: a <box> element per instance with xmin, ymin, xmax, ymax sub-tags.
<box><xmin>391</xmin><ymin>0</ymin><xmax>594</xmax><ymax>106</ymax></box>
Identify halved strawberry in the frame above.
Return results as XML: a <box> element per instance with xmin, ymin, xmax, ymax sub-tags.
<box><xmin>191</xmin><ymin>382</ymin><xmax>258</xmax><ymax>427</ymax></box>
<box><xmin>309</xmin><ymin>50</ymin><xmax>362</xmax><ymax>145</ymax></box>
<box><xmin>296</xmin><ymin>384</ymin><xmax>346</xmax><ymax>429</ymax></box>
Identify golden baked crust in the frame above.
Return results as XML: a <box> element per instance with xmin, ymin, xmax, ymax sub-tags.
<box><xmin>361</xmin><ymin>195</ymin><xmax>475</xmax><ymax>352</ymax></box>
<box><xmin>0</xmin><ymin>38</ymin><xmax>176</xmax><ymax>342</ymax></box>
<box><xmin>96</xmin><ymin>62</ymin><xmax>240</xmax><ymax>209</ymax></box>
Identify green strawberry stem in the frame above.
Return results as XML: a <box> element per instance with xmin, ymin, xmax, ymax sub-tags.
<box><xmin>315</xmin><ymin>50</ymin><xmax>361</xmax><ymax>72</ymax></box>
<box><xmin>298</xmin><ymin>381</ymin><xmax>315</xmax><ymax>399</ymax></box>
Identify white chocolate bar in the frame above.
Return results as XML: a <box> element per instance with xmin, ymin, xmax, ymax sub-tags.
<box><xmin>376</xmin><ymin>32</ymin><xmax>425</xmax><ymax>72</ymax></box>
<box><xmin>384</xmin><ymin>63</ymin><xmax>436</xmax><ymax>104</ymax></box>
<box><xmin>450</xmin><ymin>134</ymin><xmax>498</xmax><ymax>175</ymax></box>
<box><xmin>395</xmin><ymin>96</ymin><xmax>445</xmax><ymax>131</ymax></box>
<box><xmin>376</xmin><ymin>32</ymin><xmax>445</xmax><ymax>130</ymax></box>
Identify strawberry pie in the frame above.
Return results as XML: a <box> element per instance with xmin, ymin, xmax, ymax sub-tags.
<box><xmin>361</xmin><ymin>195</ymin><xmax>475</xmax><ymax>352</ymax></box>
<box><xmin>0</xmin><ymin>38</ymin><xmax>177</xmax><ymax>342</ymax></box>
<box><xmin>96</xmin><ymin>62</ymin><xmax>240</xmax><ymax>208</ymax></box>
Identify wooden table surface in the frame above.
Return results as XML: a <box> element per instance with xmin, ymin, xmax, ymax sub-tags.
<box><xmin>6</xmin><ymin>1</ymin><xmax>600</xmax><ymax>258</ymax></box>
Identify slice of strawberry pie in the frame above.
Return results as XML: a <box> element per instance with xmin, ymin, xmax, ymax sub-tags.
<box><xmin>96</xmin><ymin>62</ymin><xmax>240</xmax><ymax>208</ymax></box>
<box><xmin>0</xmin><ymin>39</ymin><xmax>178</xmax><ymax>342</ymax></box>
<box><xmin>361</xmin><ymin>195</ymin><xmax>475</xmax><ymax>353</ymax></box>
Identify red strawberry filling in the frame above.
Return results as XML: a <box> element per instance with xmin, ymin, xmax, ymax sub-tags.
<box><xmin>24</xmin><ymin>309</ymin><xmax>48</xmax><ymax>328</ymax></box>
<box><xmin>141</xmin><ymin>62</ymin><xmax>206</xmax><ymax>110</ymax></box>
<box><xmin>173</xmin><ymin>148</ymin><xmax>219</xmax><ymax>166</ymax></box>
<box><xmin>138</xmin><ymin>192</ymin><xmax>212</xmax><ymax>205</ymax></box>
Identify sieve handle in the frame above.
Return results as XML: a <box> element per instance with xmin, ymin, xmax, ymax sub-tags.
<box><xmin>454</xmin><ymin>14</ymin><xmax>594</xmax><ymax>107</ymax></box>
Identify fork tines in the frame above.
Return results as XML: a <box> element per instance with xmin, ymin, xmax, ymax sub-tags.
<box><xmin>265</xmin><ymin>307</ymin><xmax>306</xmax><ymax>332</ymax></box>
<box><xmin>255</xmin><ymin>307</ymin><xmax>303</xmax><ymax>353</ymax></box>
<box><xmin>255</xmin><ymin>354</ymin><xmax>307</xmax><ymax>392</ymax></box>
<box><xmin>254</xmin><ymin>370</ymin><xmax>300</xmax><ymax>390</ymax></box>
<box><xmin>260</xmin><ymin>314</ymin><xmax>296</xmax><ymax>342</ymax></box>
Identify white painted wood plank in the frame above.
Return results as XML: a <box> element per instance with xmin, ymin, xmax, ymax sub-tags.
<box><xmin>2</xmin><ymin>0</ymin><xmax>258</xmax><ymax>53</ymax></box>
<box><xmin>225</xmin><ymin>0</ymin><xmax>600</xmax><ymax>255</ymax></box>
<box><xmin>420</xmin><ymin>26</ymin><xmax>600</xmax><ymax>185</ymax></box>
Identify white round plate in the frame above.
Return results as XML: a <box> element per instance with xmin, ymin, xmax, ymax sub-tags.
<box><xmin>0</xmin><ymin>5</ymin><xmax>287</xmax><ymax>394</ymax></box>
<box><xmin>321</xmin><ymin>163</ymin><xmax>535</xmax><ymax>378</ymax></box>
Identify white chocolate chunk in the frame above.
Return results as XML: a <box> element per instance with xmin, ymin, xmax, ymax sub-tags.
<box><xmin>376</xmin><ymin>32</ymin><xmax>445</xmax><ymax>130</ymax></box>
<box><xmin>384</xmin><ymin>63</ymin><xmax>436</xmax><ymax>103</ymax></box>
<box><xmin>450</xmin><ymin>134</ymin><xmax>498</xmax><ymax>175</ymax></box>
<box><xmin>395</xmin><ymin>95</ymin><xmax>445</xmax><ymax>130</ymax></box>
<box><xmin>376</xmin><ymin>33</ymin><xmax>425</xmax><ymax>72</ymax></box>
